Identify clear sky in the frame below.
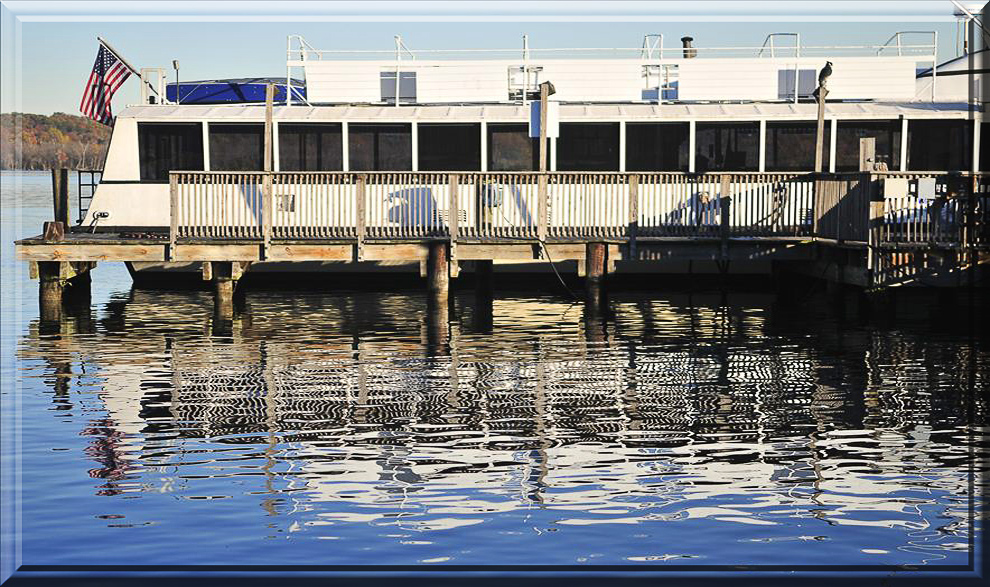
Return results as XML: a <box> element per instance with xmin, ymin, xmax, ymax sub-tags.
<box><xmin>0</xmin><ymin>1</ymin><xmax>981</xmax><ymax>116</ymax></box>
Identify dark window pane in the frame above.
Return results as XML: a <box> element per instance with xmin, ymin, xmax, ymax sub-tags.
<box><xmin>487</xmin><ymin>123</ymin><xmax>546</xmax><ymax>171</ymax></box>
<box><xmin>908</xmin><ymin>119</ymin><xmax>971</xmax><ymax>171</ymax></box>
<box><xmin>557</xmin><ymin>123</ymin><xmax>619</xmax><ymax>171</ymax></box>
<box><xmin>982</xmin><ymin>123</ymin><xmax>990</xmax><ymax>172</ymax></box>
<box><xmin>209</xmin><ymin>123</ymin><xmax>264</xmax><ymax>171</ymax></box>
<box><xmin>765</xmin><ymin>122</ymin><xmax>829</xmax><ymax>171</ymax></box>
<box><xmin>380</xmin><ymin>72</ymin><xmax>417</xmax><ymax>104</ymax></box>
<box><xmin>418</xmin><ymin>124</ymin><xmax>481</xmax><ymax>171</ymax></box>
<box><xmin>348</xmin><ymin>124</ymin><xmax>412</xmax><ymax>171</ymax></box>
<box><xmin>836</xmin><ymin>120</ymin><xmax>901</xmax><ymax>171</ymax></box>
<box><xmin>695</xmin><ymin>122</ymin><xmax>759</xmax><ymax>172</ymax></box>
<box><xmin>626</xmin><ymin>123</ymin><xmax>689</xmax><ymax>171</ymax></box>
<box><xmin>279</xmin><ymin>123</ymin><xmax>342</xmax><ymax>171</ymax></box>
<box><xmin>138</xmin><ymin>122</ymin><xmax>203</xmax><ymax>180</ymax></box>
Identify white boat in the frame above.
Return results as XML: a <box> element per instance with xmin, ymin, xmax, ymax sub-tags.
<box><xmin>80</xmin><ymin>32</ymin><xmax>985</xmax><ymax>281</ymax></box>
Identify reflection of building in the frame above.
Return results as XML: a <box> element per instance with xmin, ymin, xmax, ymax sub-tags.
<box><xmin>19</xmin><ymin>289</ymin><xmax>983</xmax><ymax>543</ymax></box>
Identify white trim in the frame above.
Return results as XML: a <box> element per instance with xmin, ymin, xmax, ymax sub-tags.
<box><xmin>619</xmin><ymin>120</ymin><xmax>627</xmax><ymax>172</ymax></box>
<box><xmin>273</xmin><ymin>121</ymin><xmax>281</xmax><ymax>172</ymax></box>
<box><xmin>550</xmin><ymin>136</ymin><xmax>557</xmax><ymax>171</ymax></box>
<box><xmin>480</xmin><ymin>120</ymin><xmax>488</xmax><ymax>172</ymax></box>
<box><xmin>411</xmin><ymin>121</ymin><xmax>419</xmax><ymax>172</ymax></box>
<box><xmin>758</xmin><ymin>119</ymin><xmax>766</xmax><ymax>172</ymax></box>
<box><xmin>341</xmin><ymin>121</ymin><xmax>350</xmax><ymax>172</ymax></box>
<box><xmin>972</xmin><ymin>118</ymin><xmax>980</xmax><ymax>172</ymax></box>
<box><xmin>900</xmin><ymin>117</ymin><xmax>909</xmax><ymax>171</ymax></box>
<box><xmin>688</xmin><ymin>120</ymin><xmax>696</xmax><ymax>172</ymax></box>
<box><xmin>829</xmin><ymin>118</ymin><xmax>837</xmax><ymax>173</ymax></box>
<box><xmin>202</xmin><ymin>121</ymin><xmax>211</xmax><ymax>171</ymax></box>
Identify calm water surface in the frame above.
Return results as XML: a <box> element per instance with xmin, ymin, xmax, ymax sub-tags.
<box><xmin>1</xmin><ymin>171</ymin><xmax>986</xmax><ymax>571</ymax></box>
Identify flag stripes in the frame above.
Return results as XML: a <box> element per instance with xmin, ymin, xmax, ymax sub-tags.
<box><xmin>80</xmin><ymin>44</ymin><xmax>133</xmax><ymax>126</ymax></box>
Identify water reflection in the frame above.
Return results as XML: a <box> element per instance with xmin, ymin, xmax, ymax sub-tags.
<box><xmin>17</xmin><ymin>288</ymin><xmax>985</xmax><ymax>566</ymax></box>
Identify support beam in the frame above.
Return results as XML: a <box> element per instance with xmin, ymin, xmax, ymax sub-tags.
<box><xmin>211</xmin><ymin>261</ymin><xmax>237</xmax><ymax>323</ymax></box>
<box><xmin>585</xmin><ymin>242</ymin><xmax>606</xmax><ymax>312</ymax></box>
<box><xmin>758</xmin><ymin>119</ymin><xmax>767</xmax><ymax>172</ymax></box>
<box><xmin>829</xmin><ymin>118</ymin><xmax>838</xmax><ymax>173</ymax></box>
<box><xmin>38</xmin><ymin>261</ymin><xmax>63</xmax><ymax>324</ymax></box>
<box><xmin>900</xmin><ymin>118</ymin><xmax>909</xmax><ymax>171</ymax></box>
<box><xmin>427</xmin><ymin>241</ymin><xmax>449</xmax><ymax>299</ymax></box>
<box><xmin>688</xmin><ymin>120</ymin><xmax>696</xmax><ymax>173</ymax></box>
<box><xmin>51</xmin><ymin>169</ymin><xmax>69</xmax><ymax>225</ymax></box>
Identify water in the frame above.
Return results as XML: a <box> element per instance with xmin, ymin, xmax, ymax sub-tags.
<box><xmin>1</xmin><ymin>171</ymin><xmax>985</xmax><ymax>575</ymax></box>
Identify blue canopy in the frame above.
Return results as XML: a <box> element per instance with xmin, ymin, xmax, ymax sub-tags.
<box><xmin>165</xmin><ymin>78</ymin><xmax>306</xmax><ymax>104</ymax></box>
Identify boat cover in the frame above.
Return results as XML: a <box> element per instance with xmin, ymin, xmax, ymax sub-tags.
<box><xmin>164</xmin><ymin>78</ymin><xmax>306</xmax><ymax>104</ymax></box>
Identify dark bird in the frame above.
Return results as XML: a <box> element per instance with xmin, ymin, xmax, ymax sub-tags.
<box><xmin>818</xmin><ymin>61</ymin><xmax>833</xmax><ymax>86</ymax></box>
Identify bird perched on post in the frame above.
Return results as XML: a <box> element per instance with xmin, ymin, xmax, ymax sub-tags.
<box><xmin>818</xmin><ymin>61</ymin><xmax>833</xmax><ymax>86</ymax></box>
<box><xmin>813</xmin><ymin>61</ymin><xmax>833</xmax><ymax>99</ymax></box>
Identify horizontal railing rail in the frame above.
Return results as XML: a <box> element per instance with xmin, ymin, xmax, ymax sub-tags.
<box><xmin>168</xmin><ymin>171</ymin><xmax>988</xmax><ymax>254</ymax></box>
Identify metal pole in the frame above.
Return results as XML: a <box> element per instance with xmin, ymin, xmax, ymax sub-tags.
<box><xmin>539</xmin><ymin>83</ymin><xmax>548</xmax><ymax>173</ymax></box>
<box><xmin>395</xmin><ymin>35</ymin><xmax>401</xmax><ymax>108</ymax></box>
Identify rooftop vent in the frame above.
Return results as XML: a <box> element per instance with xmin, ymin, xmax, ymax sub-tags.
<box><xmin>681</xmin><ymin>36</ymin><xmax>697</xmax><ymax>59</ymax></box>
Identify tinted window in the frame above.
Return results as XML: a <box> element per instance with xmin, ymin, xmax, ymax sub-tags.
<box><xmin>279</xmin><ymin>123</ymin><xmax>342</xmax><ymax>171</ymax></box>
<box><xmin>908</xmin><ymin>120</ymin><xmax>971</xmax><ymax>171</ymax></box>
<box><xmin>348</xmin><ymin>124</ymin><xmax>412</xmax><ymax>171</ymax></box>
<box><xmin>695</xmin><ymin>122</ymin><xmax>759</xmax><ymax>172</ymax></box>
<box><xmin>209</xmin><ymin>123</ymin><xmax>264</xmax><ymax>171</ymax></box>
<box><xmin>836</xmin><ymin>120</ymin><xmax>901</xmax><ymax>171</ymax></box>
<box><xmin>418</xmin><ymin>124</ymin><xmax>481</xmax><ymax>171</ymax></box>
<box><xmin>626</xmin><ymin>123</ymin><xmax>689</xmax><ymax>172</ymax></box>
<box><xmin>765</xmin><ymin>122</ymin><xmax>829</xmax><ymax>171</ymax></box>
<box><xmin>487</xmin><ymin>123</ymin><xmax>545</xmax><ymax>171</ymax></box>
<box><xmin>138</xmin><ymin>122</ymin><xmax>203</xmax><ymax>180</ymax></box>
<box><xmin>557</xmin><ymin>123</ymin><xmax>619</xmax><ymax>171</ymax></box>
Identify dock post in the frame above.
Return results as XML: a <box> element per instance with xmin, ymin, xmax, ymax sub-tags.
<box><xmin>211</xmin><ymin>261</ymin><xmax>236</xmax><ymax>325</ymax></box>
<box><xmin>38</xmin><ymin>261</ymin><xmax>63</xmax><ymax>324</ymax></box>
<box><xmin>585</xmin><ymin>242</ymin><xmax>606</xmax><ymax>313</ymax></box>
<box><xmin>427</xmin><ymin>241</ymin><xmax>449</xmax><ymax>300</ymax></box>
<box><xmin>51</xmin><ymin>168</ymin><xmax>69</xmax><ymax>225</ymax></box>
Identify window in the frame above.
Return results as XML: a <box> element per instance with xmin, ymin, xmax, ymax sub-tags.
<box><xmin>137</xmin><ymin>122</ymin><xmax>203</xmax><ymax>180</ymax></box>
<box><xmin>982</xmin><ymin>122</ymin><xmax>989</xmax><ymax>172</ymax></box>
<box><xmin>626</xmin><ymin>123</ymin><xmax>689</xmax><ymax>171</ymax></box>
<box><xmin>380</xmin><ymin>72</ymin><xmax>417</xmax><ymax>104</ymax></box>
<box><xmin>836</xmin><ymin>120</ymin><xmax>901</xmax><ymax>171</ymax></box>
<box><xmin>695</xmin><ymin>122</ymin><xmax>760</xmax><ymax>172</ymax></box>
<box><xmin>557</xmin><ymin>123</ymin><xmax>619</xmax><ymax>171</ymax></box>
<box><xmin>278</xmin><ymin>123</ymin><xmax>342</xmax><ymax>171</ymax></box>
<box><xmin>765</xmin><ymin>122</ymin><xmax>829</xmax><ymax>171</ymax></box>
<box><xmin>418</xmin><ymin>124</ymin><xmax>481</xmax><ymax>171</ymax></box>
<box><xmin>348</xmin><ymin>124</ymin><xmax>412</xmax><ymax>171</ymax></box>
<box><xmin>908</xmin><ymin>120</ymin><xmax>971</xmax><ymax>171</ymax></box>
<box><xmin>777</xmin><ymin>69</ymin><xmax>817</xmax><ymax>100</ymax></box>
<box><xmin>209</xmin><ymin>123</ymin><xmax>264</xmax><ymax>171</ymax></box>
<box><xmin>487</xmin><ymin>123</ymin><xmax>546</xmax><ymax>171</ymax></box>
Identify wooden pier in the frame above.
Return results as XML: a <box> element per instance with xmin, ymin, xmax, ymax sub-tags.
<box><xmin>15</xmin><ymin>169</ymin><xmax>989</xmax><ymax>322</ymax></box>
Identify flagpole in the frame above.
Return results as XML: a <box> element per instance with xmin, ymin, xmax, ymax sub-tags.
<box><xmin>96</xmin><ymin>36</ymin><xmax>138</xmax><ymax>75</ymax></box>
<box><xmin>96</xmin><ymin>36</ymin><xmax>168</xmax><ymax>103</ymax></box>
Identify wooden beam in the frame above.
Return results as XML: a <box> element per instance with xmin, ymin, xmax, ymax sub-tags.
<box><xmin>16</xmin><ymin>243</ymin><xmax>166</xmax><ymax>262</ymax></box>
<box><xmin>51</xmin><ymin>169</ymin><xmax>69</xmax><ymax>225</ymax></box>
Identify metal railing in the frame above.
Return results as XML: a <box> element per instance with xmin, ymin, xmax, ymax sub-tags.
<box><xmin>169</xmin><ymin>171</ymin><xmax>987</xmax><ymax>251</ymax></box>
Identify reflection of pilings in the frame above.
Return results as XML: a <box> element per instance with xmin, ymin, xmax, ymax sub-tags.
<box><xmin>425</xmin><ymin>294</ymin><xmax>450</xmax><ymax>357</ymax></box>
<box><xmin>585</xmin><ymin>242</ymin><xmax>606</xmax><ymax>316</ymax></box>
<box><xmin>212</xmin><ymin>261</ymin><xmax>235</xmax><ymax>322</ymax></box>
<box><xmin>473</xmin><ymin>261</ymin><xmax>494</xmax><ymax>334</ymax></box>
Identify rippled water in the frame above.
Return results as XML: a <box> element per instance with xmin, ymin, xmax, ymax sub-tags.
<box><xmin>1</xmin><ymin>171</ymin><xmax>986</xmax><ymax>573</ymax></box>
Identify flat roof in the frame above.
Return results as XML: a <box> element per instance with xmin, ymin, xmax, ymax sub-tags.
<box><xmin>120</xmin><ymin>101</ymin><xmax>981</xmax><ymax>122</ymax></box>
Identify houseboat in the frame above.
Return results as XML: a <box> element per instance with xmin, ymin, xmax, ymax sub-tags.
<box><xmin>80</xmin><ymin>31</ymin><xmax>986</xmax><ymax>281</ymax></box>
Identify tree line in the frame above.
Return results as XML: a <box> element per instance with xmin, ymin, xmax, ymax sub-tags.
<box><xmin>1</xmin><ymin>112</ymin><xmax>110</xmax><ymax>171</ymax></box>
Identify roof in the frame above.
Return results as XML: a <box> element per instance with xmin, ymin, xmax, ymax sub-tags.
<box><xmin>119</xmin><ymin>101</ymin><xmax>981</xmax><ymax>122</ymax></box>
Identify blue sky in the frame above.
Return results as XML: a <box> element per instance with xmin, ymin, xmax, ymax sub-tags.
<box><xmin>0</xmin><ymin>1</ymin><xmax>980</xmax><ymax>115</ymax></box>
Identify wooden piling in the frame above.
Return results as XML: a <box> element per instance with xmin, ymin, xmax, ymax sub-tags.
<box><xmin>427</xmin><ymin>241</ymin><xmax>449</xmax><ymax>299</ymax></box>
<box><xmin>585</xmin><ymin>242</ymin><xmax>606</xmax><ymax>311</ymax></box>
<box><xmin>51</xmin><ymin>169</ymin><xmax>69</xmax><ymax>225</ymax></box>
<box><xmin>38</xmin><ymin>261</ymin><xmax>63</xmax><ymax>323</ymax></box>
<box><xmin>211</xmin><ymin>261</ymin><xmax>236</xmax><ymax>323</ymax></box>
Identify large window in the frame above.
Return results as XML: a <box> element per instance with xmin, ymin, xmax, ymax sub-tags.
<box><xmin>908</xmin><ymin>120</ymin><xmax>971</xmax><ymax>171</ymax></box>
<box><xmin>487</xmin><ymin>123</ymin><xmax>546</xmax><ymax>171</ymax></box>
<box><xmin>557</xmin><ymin>123</ymin><xmax>619</xmax><ymax>171</ymax></box>
<box><xmin>418</xmin><ymin>123</ymin><xmax>481</xmax><ymax>171</ymax></box>
<box><xmin>695</xmin><ymin>122</ymin><xmax>759</xmax><ymax>172</ymax></box>
<box><xmin>836</xmin><ymin>120</ymin><xmax>901</xmax><ymax>171</ymax></box>
<box><xmin>765</xmin><ymin>122</ymin><xmax>829</xmax><ymax>171</ymax></box>
<box><xmin>209</xmin><ymin>123</ymin><xmax>264</xmax><ymax>171</ymax></box>
<box><xmin>348</xmin><ymin>123</ymin><xmax>412</xmax><ymax>171</ymax></box>
<box><xmin>137</xmin><ymin>122</ymin><xmax>203</xmax><ymax>180</ymax></box>
<box><xmin>278</xmin><ymin>123</ymin><xmax>342</xmax><ymax>171</ymax></box>
<box><xmin>626</xmin><ymin>123</ymin><xmax>689</xmax><ymax>171</ymax></box>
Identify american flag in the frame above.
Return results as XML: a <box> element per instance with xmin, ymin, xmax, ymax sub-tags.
<box><xmin>79</xmin><ymin>43</ymin><xmax>133</xmax><ymax>126</ymax></box>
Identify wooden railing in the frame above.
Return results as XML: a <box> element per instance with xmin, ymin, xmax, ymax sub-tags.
<box><xmin>169</xmin><ymin>171</ymin><xmax>987</xmax><ymax>250</ymax></box>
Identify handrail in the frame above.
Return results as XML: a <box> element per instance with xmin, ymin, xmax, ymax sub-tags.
<box><xmin>757</xmin><ymin>33</ymin><xmax>801</xmax><ymax>58</ymax></box>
